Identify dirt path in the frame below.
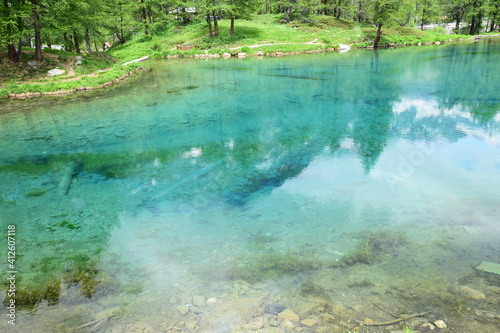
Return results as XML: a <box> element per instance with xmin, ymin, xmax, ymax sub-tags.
<box><xmin>229</xmin><ymin>38</ymin><xmax>322</xmax><ymax>50</ymax></box>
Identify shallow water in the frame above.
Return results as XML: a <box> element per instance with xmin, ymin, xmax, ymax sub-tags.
<box><xmin>1</xmin><ymin>39</ymin><xmax>500</xmax><ymax>333</ymax></box>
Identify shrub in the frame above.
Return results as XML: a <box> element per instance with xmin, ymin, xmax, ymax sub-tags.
<box><xmin>427</xmin><ymin>26</ymin><xmax>447</xmax><ymax>34</ymax></box>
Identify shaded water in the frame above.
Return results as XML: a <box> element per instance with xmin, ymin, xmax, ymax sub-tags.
<box><xmin>1</xmin><ymin>39</ymin><xmax>499</xmax><ymax>332</ymax></box>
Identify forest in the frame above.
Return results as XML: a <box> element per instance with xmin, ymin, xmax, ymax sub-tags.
<box><xmin>1</xmin><ymin>0</ymin><xmax>499</xmax><ymax>62</ymax></box>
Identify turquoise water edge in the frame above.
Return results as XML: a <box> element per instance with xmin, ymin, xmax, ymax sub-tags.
<box><xmin>0</xmin><ymin>39</ymin><xmax>499</xmax><ymax>332</ymax></box>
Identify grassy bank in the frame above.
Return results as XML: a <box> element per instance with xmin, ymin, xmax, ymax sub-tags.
<box><xmin>0</xmin><ymin>14</ymin><xmax>472</xmax><ymax>99</ymax></box>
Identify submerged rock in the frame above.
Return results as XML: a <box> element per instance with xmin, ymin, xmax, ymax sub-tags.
<box><xmin>277</xmin><ymin>308</ymin><xmax>300</xmax><ymax>322</ymax></box>
<box><xmin>434</xmin><ymin>319</ymin><xmax>447</xmax><ymax>328</ymax></box>
<box><xmin>460</xmin><ymin>286</ymin><xmax>486</xmax><ymax>300</ymax></box>
<box><xmin>265</xmin><ymin>303</ymin><xmax>286</xmax><ymax>315</ymax></box>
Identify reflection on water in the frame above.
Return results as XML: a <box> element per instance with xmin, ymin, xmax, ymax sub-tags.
<box><xmin>1</xmin><ymin>39</ymin><xmax>500</xmax><ymax>332</ymax></box>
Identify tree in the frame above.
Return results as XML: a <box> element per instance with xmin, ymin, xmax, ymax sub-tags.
<box><xmin>29</xmin><ymin>0</ymin><xmax>43</xmax><ymax>60</ymax></box>
<box><xmin>197</xmin><ymin>0</ymin><xmax>225</xmax><ymax>37</ymax></box>
<box><xmin>226</xmin><ymin>0</ymin><xmax>258</xmax><ymax>35</ymax></box>
<box><xmin>415</xmin><ymin>0</ymin><xmax>441</xmax><ymax>30</ymax></box>
<box><xmin>371</xmin><ymin>0</ymin><xmax>414</xmax><ymax>48</ymax></box>
<box><xmin>487</xmin><ymin>0</ymin><xmax>500</xmax><ymax>31</ymax></box>
<box><xmin>1</xmin><ymin>0</ymin><xmax>29</xmax><ymax>62</ymax></box>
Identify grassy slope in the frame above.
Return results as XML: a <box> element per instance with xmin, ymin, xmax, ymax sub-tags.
<box><xmin>0</xmin><ymin>14</ymin><xmax>470</xmax><ymax>98</ymax></box>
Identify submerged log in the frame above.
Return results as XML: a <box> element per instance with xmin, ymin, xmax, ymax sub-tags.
<box><xmin>356</xmin><ymin>311</ymin><xmax>430</xmax><ymax>326</ymax></box>
<box><xmin>59</xmin><ymin>161</ymin><xmax>82</xmax><ymax>195</ymax></box>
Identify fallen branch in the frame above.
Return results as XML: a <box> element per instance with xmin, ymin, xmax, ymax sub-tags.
<box><xmin>122</xmin><ymin>56</ymin><xmax>149</xmax><ymax>66</ymax></box>
<box><xmin>75</xmin><ymin>315</ymin><xmax>114</xmax><ymax>331</ymax></box>
<box><xmin>356</xmin><ymin>311</ymin><xmax>431</xmax><ymax>326</ymax></box>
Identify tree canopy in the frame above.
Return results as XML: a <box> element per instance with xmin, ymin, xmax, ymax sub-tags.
<box><xmin>1</xmin><ymin>0</ymin><xmax>499</xmax><ymax>62</ymax></box>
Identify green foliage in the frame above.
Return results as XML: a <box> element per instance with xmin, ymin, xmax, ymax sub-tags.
<box><xmin>427</xmin><ymin>26</ymin><xmax>446</xmax><ymax>34</ymax></box>
<box><xmin>26</xmin><ymin>188</ymin><xmax>49</xmax><ymax>197</ymax></box>
<box><xmin>300</xmin><ymin>279</ymin><xmax>327</xmax><ymax>297</ymax></box>
<box><xmin>308</xmin><ymin>15</ymin><xmax>358</xmax><ymax>29</ymax></box>
<box><xmin>63</xmin><ymin>254</ymin><xmax>100</xmax><ymax>298</ymax></box>
<box><xmin>197</xmin><ymin>33</ymin><xmax>248</xmax><ymax>49</ymax></box>
<box><xmin>341</xmin><ymin>229</ymin><xmax>408</xmax><ymax>266</ymax></box>
<box><xmin>228</xmin><ymin>250</ymin><xmax>322</xmax><ymax>283</ymax></box>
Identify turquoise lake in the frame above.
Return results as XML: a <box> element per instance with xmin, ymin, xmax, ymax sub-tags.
<box><xmin>1</xmin><ymin>39</ymin><xmax>499</xmax><ymax>332</ymax></box>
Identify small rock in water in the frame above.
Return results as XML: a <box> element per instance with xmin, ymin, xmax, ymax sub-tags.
<box><xmin>300</xmin><ymin>316</ymin><xmax>319</xmax><ymax>327</ymax></box>
<box><xmin>277</xmin><ymin>308</ymin><xmax>300</xmax><ymax>322</ymax></box>
<box><xmin>206</xmin><ymin>297</ymin><xmax>217</xmax><ymax>305</ymax></box>
<box><xmin>420</xmin><ymin>322</ymin><xmax>435</xmax><ymax>330</ymax></box>
<box><xmin>185</xmin><ymin>320</ymin><xmax>197</xmax><ymax>330</ymax></box>
<box><xmin>433</xmin><ymin>320</ymin><xmax>447</xmax><ymax>328</ymax></box>
<box><xmin>265</xmin><ymin>303</ymin><xmax>286</xmax><ymax>315</ymax></box>
<box><xmin>193</xmin><ymin>295</ymin><xmax>206</xmax><ymax>307</ymax></box>
<box><xmin>175</xmin><ymin>305</ymin><xmax>189</xmax><ymax>315</ymax></box>
<box><xmin>459</xmin><ymin>286</ymin><xmax>486</xmax><ymax>300</ymax></box>
<box><xmin>242</xmin><ymin>316</ymin><xmax>264</xmax><ymax>330</ymax></box>
<box><xmin>279</xmin><ymin>319</ymin><xmax>295</xmax><ymax>329</ymax></box>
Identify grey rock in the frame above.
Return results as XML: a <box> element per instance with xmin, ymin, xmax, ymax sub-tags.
<box><xmin>265</xmin><ymin>303</ymin><xmax>286</xmax><ymax>315</ymax></box>
<box><xmin>47</xmin><ymin>68</ymin><xmax>66</xmax><ymax>76</ymax></box>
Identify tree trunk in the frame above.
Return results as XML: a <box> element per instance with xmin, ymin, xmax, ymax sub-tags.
<box><xmin>420</xmin><ymin>8</ymin><xmax>426</xmax><ymax>30</ymax></box>
<box><xmin>284</xmin><ymin>6</ymin><xmax>291</xmax><ymax>22</ymax></box>
<box><xmin>115</xmin><ymin>30</ymin><xmax>126</xmax><ymax>43</ymax></box>
<box><xmin>63</xmin><ymin>32</ymin><xmax>72</xmax><ymax>51</ymax></box>
<box><xmin>374</xmin><ymin>23</ymin><xmax>382</xmax><ymax>48</ymax></box>
<box><xmin>213</xmin><ymin>11</ymin><xmax>219</xmax><ymax>37</ymax></box>
<box><xmin>85</xmin><ymin>28</ymin><xmax>92</xmax><ymax>53</ymax></box>
<box><xmin>32</xmin><ymin>1</ymin><xmax>43</xmax><ymax>61</ymax></box>
<box><xmin>7</xmin><ymin>43</ymin><xmax>20</xmax><ymax>63</ymax></box>
<box><xmin>206</xmin><ymin>14</ymin><xmax>213</xmax><ymax>38</ymax></box>
<box><xmin>141</xmin><ymin>0</ymin><xmax>149</xmax><ymax>35</ymax></box>
<box><xmin>73</xmin><ymin>31</ymin><xmax>81</xmax><ymax>54</ymax></box>
<box><xmin>469</xmin><ymin>15</ymin><xmax>476</xmax><ymax>34</ymax></box>
<box><xmin>230</xmin><ymin>18</ymin><xmax>235</xmax><ymax>35</ymax></box>
<box><xmin>358</xmin><ymin>1</ymin><xmax>362</xmax><ymax>22</ymax></box>
<box><xmin>17</xmin><ymin>38</ymin><xmax>23</xmax><ymax>60</ymax></box>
